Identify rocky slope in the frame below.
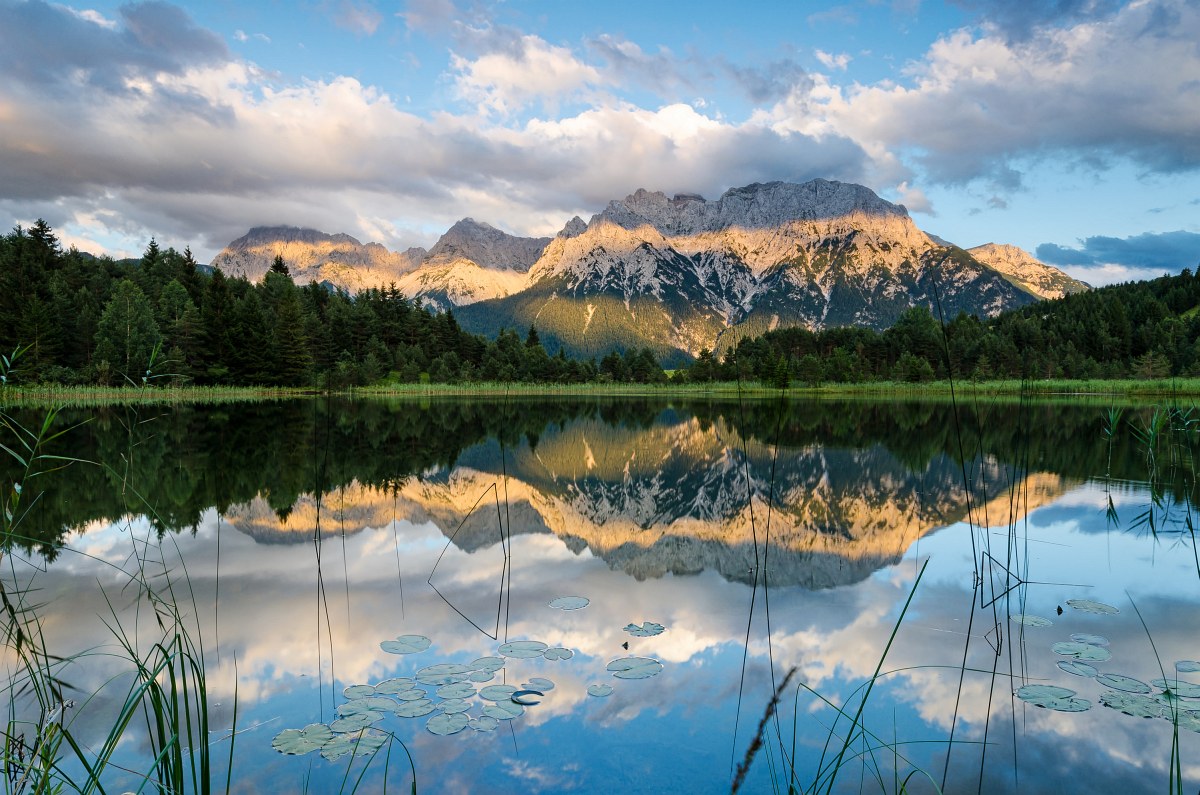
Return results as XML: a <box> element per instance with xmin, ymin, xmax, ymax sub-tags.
<box><xmin>212</xmin><ymin>180</ymin><xmax>1086</xmax><ymax>360</ymax></box>
<box><xmin>967</xmin><ymin>242</ymin><xmax>1090</xmax><ymax>299</ymax></box>
<box><xmin>210</xmin><ymin>226</ymin><xmax>425</xmax><ymax>291</ymax></box>
<box><xmin>459</xmin><ymin>180</ymin><xmax>1047</xmax><ymax>359</ymax></box>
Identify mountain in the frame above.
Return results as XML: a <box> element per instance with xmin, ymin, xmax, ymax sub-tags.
<box><xmin>457</xmin><ymin>180</ymin><xmax>1055</xmax><ymax>361</ymax></box>
<box><xmin>212</xmin><ymin>180</ymin><xmax>1085</xmax><ymax>361</ymax></box>
<box><xmin>393</xmin><ymin>218</ymin><xmax>550</xmax><ymax>312</ymax></box>
<box><xmin>967</xmin><ymin>242</ymin><xmax>1090</xmax><ymax>299</ymax></box>
<box><xmin>211</xmin><ymin>226</ymin><xmax>425</xmax><ymax>291</ymax></box>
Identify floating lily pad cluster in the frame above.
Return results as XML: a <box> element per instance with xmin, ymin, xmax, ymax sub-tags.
<box><xmin>1009</xmin><ymin>599</ymin><xmax>1200</xmax><ymax>730</ymax></box>
<box><xmin>624</xmin><ymin>621</ymin><xmax>665</xmax><ymax>637</ymax></box>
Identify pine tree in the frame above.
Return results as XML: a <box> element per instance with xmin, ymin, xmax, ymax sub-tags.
<box><xmin>94</xmin><ymin>280</ymin><xmax>162</xmax><ymax>381</ymax></box>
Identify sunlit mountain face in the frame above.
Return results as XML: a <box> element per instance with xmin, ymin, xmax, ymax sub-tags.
<box><xmin>4</xmin><ymin>397</ymin><xmax>1198</xmax><ymax>793</ymax></box>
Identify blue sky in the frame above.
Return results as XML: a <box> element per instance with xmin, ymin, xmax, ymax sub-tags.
<box><xmin>1</xmin><ymin>0</ymin><xmax>1198</xmax><ymax>284</ymax></box>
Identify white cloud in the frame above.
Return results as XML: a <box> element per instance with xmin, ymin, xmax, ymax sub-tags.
<box><xmin>814</xmin><ymin>49</ymin><xmax>851</xmax><ymax>71</ymax></box>
<box><xmin>333</xmin><ymin>0</ymin><xmax>383</xmax><ymax>36</ymax></box>
<box><xmin>450</xmin><ymin>34</ymin><xmax>605</xmax><ymax>116</ymax></box>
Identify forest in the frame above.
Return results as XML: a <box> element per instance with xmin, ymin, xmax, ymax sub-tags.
<box><xmin>2</xmin><ymin>218</ymin><xmax>1198</xmax><ymax>388</ymax></box>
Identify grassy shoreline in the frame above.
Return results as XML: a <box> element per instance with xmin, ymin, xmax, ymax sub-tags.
<box><xmin>4</xmin><ymin>376</ymin><xmax>1200</xmax><ymax>406</ymax></box>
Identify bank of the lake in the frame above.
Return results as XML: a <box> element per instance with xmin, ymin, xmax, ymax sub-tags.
<box><xmin>7</xmin><ymin>376</ymin><xmax>1200</xmax><ymax>407</ymax></box>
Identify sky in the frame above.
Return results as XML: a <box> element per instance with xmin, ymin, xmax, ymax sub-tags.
<box><xmin>1</xmin><ymin>0</ymin><xmax>1198</xmax><ymax>285</ymax></box>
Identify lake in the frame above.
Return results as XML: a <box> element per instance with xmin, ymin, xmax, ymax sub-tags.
<box><xmin>2</xmin><ymin>396</ymin><xmax>1198</xmax><ymax>793</ymax></box>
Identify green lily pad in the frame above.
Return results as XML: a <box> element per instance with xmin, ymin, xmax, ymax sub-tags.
<box><xmin>392</xmin><ymin>699</ymin><xmax>436</xmax><ymax>718</ymax></box>
<box><xmin>343</xmin><ymin>684</ymin><xmax>375</xmax><ymax>699</ymax></box>
<box><xmin>439</xmin><ymin>698</ymin><xmax>472</xmax><ymax>714</ymax></box>
<box><xmin>587</xmin><ymin>684</ymin><xmax>614</xmax><ymax>697</ymax></box>
<box><xmin>543</xmin><ymin>647</ymin><xmax>573</xmax><ymax>661</ymax></box>
<box><xmin>1100</xmin><ymin>691</ymin><xmax>1164</xmax><ymax>718</ymax></box>
<box><xmin>415</xmin><ymin>663</ymin><xmax>472</xmax><ymax>686</ymax></box>
<box><xmin>470</xmin><ymin>715</ymin><xmax>500</xmax><ymax>732</ymax></box>
<box><xmin>1051</xmin><ymin>642</ymin><xmax>1112</xmax><ymax>662</ymax></box>
<box><xmin>373</xmin><ymin>677</ymin><xmax>415</xmax><ymax>694</ymax></box>
<box><xmin>338</xmin><ymin>697</ymin><xmax>397</xmax><ymax>716</ymax></box>
<box><xmin>1095</xmin><ymin>673</ymin><xmax>1152</xmax><ymax>694</ymax></box>
<box><xmin>1016</xmin><ymin>685</ymin><xmax>1090</xmax><ymax>712</ymax></box>
<box><xmin>482</xmin><ymin>701</ymin><xmax>524</xmax><ymax>720</ymax></box>
<box><xmin>624</xmin><ymin>621</ymin><xmax>665</xmax><ymax>637</ymax></box>
<box><xmin>1151</xmin><ymin>679</ymin><xmax>1200</xmax><ymax>698</ymax></box>
<box><xmin>469</xmin><ymin>670</ymin><xmax>496</xmax><ymax>683</ymax></box>
<box><xmin>468</xmin><ymin>656</ymin><xmax>506</xmax><ymax>672</ymax></box>
<box><xmin>479</xmin><ymin>684</ymin><xmax>518</xmax><ymax>701</ymax></box>
<box><xmin>549</xmin><ymin>596</ymin><xmax>590</xmax><ymax>610</ymax></box>
<box><xmin>320</xmin><ymin>730</ymin><xmax>387</xmax><ymax>761</ymax></box>
<box><xmin>607</xmin><ymin>657</ymin><xmax>664</xmax><ymax>680</ymax></box>
<box><xmin>381</xmin><ymin>634</ymin><xmax>431</xmax><ymax>654</ymax></box>
<box><xmin>524</xmin><ymin>677</ymin><xmax>555</xmax><ymax>691</ymax></box>
<box><xmin>1011</xmin><ymin>614</ymin><xmax>1052</xmax><ymax>627</ymax></box>
<box><xmin>394</xmin><ymin>688</ymin><xmax>427</xmax><ymax>702</ymax></box>
<box><xmin>511</xmin><ymin>689</ymin><xmax>543</xmax><ymax>706</ymax></box>
<box><xmin>1176</xmin><ymin>661</ymin><xmax>1200</xmax><ymax>673</ymax></box>
<box><xmin>1066</xmin><ymin>598</ymin><xmax>1119</xmax><ymax>615</ymax></box>
<box><xmin>1057</xmin><ymin>660</ymin><xmax>1098</xmax><ymax>677</ymax></box>
<box><xmin>330</xmin><ymin>713</ymin><xmax>382</xmax><ymax>732</ymax></box>
<box><xmin>498</xmin><ymin>640</ymin><xmax>548</xmax><ymax>659</ymax></box>
<box><xmin>1069</xmin><ymin>633</ymin><xmax>1109</xmax><ymax>646</ymax></box>
<box><xmin>272</xmin><ymin>724</ymin><xmax>334</xmax><ymax>755</ymax></box>
<box><xmin>427</xmin><ymin>712</ymin><xmax>470</xmax><ymax>736</ymax></box>
<box><xmin>437</xmin><ymin>682</ymin><xmax>476</xmax><ymax>699</ymax></box>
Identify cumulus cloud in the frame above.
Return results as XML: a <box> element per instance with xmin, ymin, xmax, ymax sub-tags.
<box><xmin>450</xmin><ymin>33</ymin><xmax>604</xmax><ymax>116</ymax></box>
<box><xmin>814</xmin><ymin>49</ymin><xmax>851</xmax><ymax>71</ymax></box>
<box><xmin>781</xmin><ymin>0</ymin><xmax>1200</xmax><ymax>189</ymax></box>
<box><xmin>953</xmin><ymin>0</ymin><xmax>1124</xmax><ymax>40</ymax></box>
<box><xmin>1036</xmin><ymin>231</ymin><xmax>1200</xmax><ymax>271</ymax></box>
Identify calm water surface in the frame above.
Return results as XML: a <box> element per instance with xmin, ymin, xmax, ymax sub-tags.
<box><xmin>3</xmin><ymin>397</ymin><xmax>1198</xmax><ymax>793</ymax></box>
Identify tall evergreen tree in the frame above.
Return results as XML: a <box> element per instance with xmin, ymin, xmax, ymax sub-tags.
<box><xmin>94</xmin><ymin>280</ymin><xmax>162</xmax><ymax>381</ymax></box>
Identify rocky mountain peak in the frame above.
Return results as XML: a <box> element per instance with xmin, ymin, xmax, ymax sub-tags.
<box><xmin>426</xmin><ymin>217</ymin><xmax>550</xmax><ymax>273</ymax></box>
<box><xmin>558</xmin><ymin>216</ymin><xmax>587</xmax><ymax>239</ymax></box>
<box><xmin>968</xmin><ymin>242</ymin><xmax>1090</xmax><ymax>300</ymax></box>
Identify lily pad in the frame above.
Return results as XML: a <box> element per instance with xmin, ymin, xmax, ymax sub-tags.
<box><xmin>415</xmin><ymin>663</ymin><xmax>472</xmax><ymax>686</ymax></box>
<box><xmin>469</xmin><ymin>670</ymin><xmax>496</xmax><ymax>683</ymax></box>
<box><xmin>470</xmin><ymin>715</ymin><xmax>500</xmax><ymax>732</ymax></box>
<box><xmin>607</xmin><ymin>656</ymin><xmax>664</xmax><ymax>680</ymax></box>
<box><xmin>1066</xmin><ymin>598</ymin><xmax>1119</xmax><ymax>615</ymax></box>
<box><xmin>437</xmin><ymin>698</ymin><xmax>472</xmax><ymax>715</ymax></box>
<box><xmin>272</xmin><ymin>724</ymin><xmax>334</xmax><ymax>755</ymax></box>
<box><xmin>524</xmin><ymin>677</ymin><xmax>555</xmax><ymax>691</ymax></box>
<box><xmin>479</xmin><ymin>684</ymin><xmax>518</xmax><ymax>701</ymax></box>
<box><xmin>1169</xmin><ymin>710</ymin><xmax>1200</xmax><ymax>733</ymax></box>
<box><xmin>482</xmin><ymin>701</ymin><xmax>525</xmax><ymax>720</ymax></box>
<box><xmin>1151</xmin><ymin>678</ymin><xmax>1200</xmax><ymax>698</ymax></box>
<box><xmin>1057</xmin><ymin>660</ymin><xmax>1098</xmax><ymax>677</ymax></box>
<box><xmin>1016</xmin><ymin>684</ymin><xmax>1090</xmax><ymax>712</ymax></box>
<box><xmin>1050</xmin><ymin>641</ymin><xmax>1112</xmax><ymax>662</ymax></box>
<box><xmin>543</xmin><ymin>647</ymin><xmax>574</xmax><ymax>661</ymax></box>
<box><xmin>1069</xmin><ymin>633</ymin><xmax>1110</xmax><ymax>646</ymax></box>
<box><xmin>392</xmin><ymin>699</ymin><xmax>436</xmax><ymax>718</ymax></box>
<box><xmin>1095</xmin><ymin>674</ymin><xmax>1152</xmax><ymax>694</ymax></box>
<box><xmin>394</xmin><ymin>688</ymin><xmax>428</xmax><ymax>702</ymax></box>
<box><xmin>330</xmin><ymin>713</ymin><xmax>382</xmax><ymax>732</ymax></box>
<box><xmin>437</xmin><ymin>682</ymin><xmax>477</xmax><ymax>699</ymax></box>
<box><xmin>373</xmin><ymin>677</ymin><xmax>415</xmax><ymax>694</ymax></box>
<box><xmin>320</xmin><ymin>730</ymin><xmax>387</xmax><ymax>761</ymax></box>
<box><xmin>549</xmin><ymin>596</ymin><xmax>590</xmax><ymax>610</ymax></box>
<box><xmin>1011</xmin><ymin>614</ymin><xmax>1052</xmax><ymax>627</ymax></box>
<box><xmin>468</xmin><ymin>656</ymin><xmax>506</xmax><ymax>673</ymax></box>
<box><xmin>587</xmin><ymin>683</ymin><xmax>614</xmax><ymax>698</ymax></box>
<box><xmin>624</xmin><ymin>621</ymin><xmax>665</xmax><ymax>637</ymax></box>
<box><xmin>1176</xmin><ymin>660</ymin><xmax>1200</xmax><ymax>673</ymax></box>
<box><xmin>510</xmin><ymin>689</ymin><xmax>543</xmax><ymax>706</ymax></box>
<box><xmin>343</xmin><ymin>684</ymin><xmax>375</xmax><ymax>699</ymax></box>
<box><xmin>427</xmin><ymin>712</ymin><xmax>470</xmax><ymax>736</ymax></box>
<box><xmin>338</xmin><ymin>697</ymin><xmax>397</xmax><ymax>716</ymax></box>
<box><xmin>1100</xmin><ymin>691</ymin><xmax>1164</xmax><ymax>718</ymax></box>
<box><xmin>498</xmin><ymin>640</ymin><xmax>548</xmax><ymax>659</ymax></box>
<box><xmin>381</xmin><ymin>634</ymin><xmax>431</xmax><ymax>654</ymax></box>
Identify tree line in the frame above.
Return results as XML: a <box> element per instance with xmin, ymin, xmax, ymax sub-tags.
<box><xmin>0</xmin><ymin>221</ymin><xmax>665</xmax><ymax>387</ymax></box>
<box><xmin>678</xmin><ymin>267</ymin><xmax>1200</xmax><ymax>386</ymax></box>
<box><xmin>4</xmin><ymin>218</ymin><xmax>1198</xmax><ymax>388</ymax></box>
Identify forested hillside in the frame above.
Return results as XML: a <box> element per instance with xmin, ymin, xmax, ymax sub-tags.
<box><xmin>680</xmin><ymin>267</ymin><xmax>1200</xmax><ymax>385</ymax></box>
